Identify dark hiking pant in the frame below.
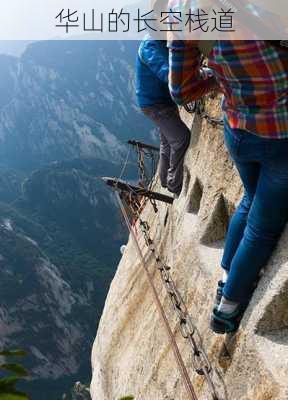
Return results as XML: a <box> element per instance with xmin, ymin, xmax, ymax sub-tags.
<box><xmin>142</xmin><ymin>105</ymin><xmax>191</xmax><ymax>195</ymax></box>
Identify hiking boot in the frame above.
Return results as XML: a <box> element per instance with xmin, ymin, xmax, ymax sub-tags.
<box><xmin>210</xmin><ymin>305</ymin><xmax>246</xmax><ymax>334</ymax></box>
<box><xmin>215</xmin><ymin>280</ymin><xmax>225</xmax><ymax>306</ymax></box>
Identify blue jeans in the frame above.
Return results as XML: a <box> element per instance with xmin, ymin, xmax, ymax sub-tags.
<box><xmin>222</xmin><ymin>120</ymin><xmax>288</xmax><ymax>303</ymax></box>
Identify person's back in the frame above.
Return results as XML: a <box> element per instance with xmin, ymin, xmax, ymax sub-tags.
<box><xmin>208</xmin><ymin>40</ymin><xmax>288</xmax><ymax>138</ymax></box>
<box><xmin>169</xmin><ymin>40</ymin><xmax>288</xmax><ymax>138</ymax></box>
<box><xmin>136</xmin><ymin>35</ymin><xmax>173</xmax><ymax>109</ymax></box>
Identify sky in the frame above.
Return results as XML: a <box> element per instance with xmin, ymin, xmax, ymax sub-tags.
<box><xmin>0</xmin><ymin>0</ymin><xmax>140</xmax><ymax>40</ymax></box>
<box><xmin>0</xmin><ymin>0</ymin><xmax>144</xmax><ymax>55</ymax></box>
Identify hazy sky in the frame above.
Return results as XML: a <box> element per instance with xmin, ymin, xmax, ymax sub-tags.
<box><xmin>0</xmin><ymin>0</ymin><xmax>287</xmax><ymax>40</ymax></box>
<box><xmin>0</xmin><ymin>0</ymin><xmax>140</xmax><ymax>40</ymax></box>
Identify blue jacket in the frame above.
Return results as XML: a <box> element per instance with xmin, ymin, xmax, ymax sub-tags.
<box><xmin>135</xmin><ymin>36</ymin><xmax>174</xmax><ymax>108</ymax></box>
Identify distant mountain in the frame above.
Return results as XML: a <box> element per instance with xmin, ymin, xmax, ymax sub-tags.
<box><xmin>0</xmin><ymin>40</ymin><xmax>155</xmax><ymax>399</ymax></box>
<box><xmin>0</xmin><ymin>207</ymin><xmax>91</xmax><ymax>397</ymax></box>
<box><xmin>0</xmin><ymin>166</ymin><xmax>26</xmax><ymax>202</ymax></box>
<box><xmin>0</xmin><ymin>41</ymin><xmax>32</xmax><ymax>57</ymax></box>
<box><xmin>0</xmin><ymin>158</ymin><xmax>131</xmax><ymax>400</ymax></box>
<box><xmin>0</xmin><ymin>40</ymin><xmax>154</xmax><ymax>169</ymax></box>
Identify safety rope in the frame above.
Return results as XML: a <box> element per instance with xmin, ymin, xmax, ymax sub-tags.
<box><xmin>114</xmin><ymin>145</ymin><xmax>132</xmax><ymax>193</ymax></box>
<box><xmin>115</xmin><ymin>192</ymin><xmax>199</xmax><ymax>400</ymax></box>
<box><xmin>137</xmin><ymin>218</ymin><xmax>224</xmax><ymax>400</ymax></box>
<box><xmin>115</xmin><ymin>187</ymin><xmax>226</xmax><ymax>400</ymax></box>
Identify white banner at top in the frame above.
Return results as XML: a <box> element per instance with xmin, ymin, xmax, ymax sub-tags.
<box><xmin>0</xmin><ymin>0</ymin><xmax>287</xmax><ymax>40</ymax></box>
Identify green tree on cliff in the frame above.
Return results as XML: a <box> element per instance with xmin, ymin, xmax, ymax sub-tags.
<box><xmin>0</xmin><ymin>350</ymin><xmax>29</xmax><ymax>399</ymax></box>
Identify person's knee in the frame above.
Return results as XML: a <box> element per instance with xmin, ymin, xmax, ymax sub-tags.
<box><xmin>237</xmin><ymin>194</ymin><xmax>252</xmax><ymax>216</ymax></box>
<box><xmin>173</xmin><ymin>130</ymin><xmax>191</xmax><ymax>152</ymax></box>
<box><xmin>244</xmin><ymin>220</ymin><xmax>281</xmax><ymax>248</ymax></box>
<box><xmin>160</xmin><ymin>143</ymin><xmax>170</xmax><ymax>156</ymax></box>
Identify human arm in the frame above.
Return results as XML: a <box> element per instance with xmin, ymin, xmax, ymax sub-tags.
<box><xmin>168</xmin><ymin>40</ymin><xmax>218</xmax><ymax>105</ymax></box>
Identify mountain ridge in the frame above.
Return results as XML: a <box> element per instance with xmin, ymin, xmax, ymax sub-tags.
<box><xmin>0</xmin><ymin>40</ymin><xmax>154</xmax><ymax>399</ymax></box>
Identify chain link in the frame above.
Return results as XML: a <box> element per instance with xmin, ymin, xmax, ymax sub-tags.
<box><xmin>135</xmin><ymin>144</ymin><xmax>159</xmax><ymax>213</ymax></box>
<box><xmin>112</xmin><ymin>93</ymin><xmax>226</xmax><ymax>399</ymax></box>
<box><xmin>116</xmin><ymin>184</ymin><xmax>226</xmax><ymax>400</ymax></box>
<box><xmin>198</xmin><ymin>97</ymin><xmax>224</xmax><ymax>128</ymax></box>
<box><xmin>134</xmin><ymin>211</ymin><xmax>223</xmax><ymax>400</ymax></box>
<box><xmin>137</xmin><ymin>147</ymin><xmax>146</xmax><ymax>187</ymax></box>
<box><xmin>185</xmin><ymin>97</ymin><xmax>224</xmax><ymax>128</ymax></box>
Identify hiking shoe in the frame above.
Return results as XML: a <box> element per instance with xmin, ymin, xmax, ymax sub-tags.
<box><xmin>215</xmin><ymin>280</ymin><xmax>225</xmax><ymax>306</ymax></box>
<box><xmin>210</xmin><ymin>305</ymin><xmax>246</xmax><ymax>334</ymax></box>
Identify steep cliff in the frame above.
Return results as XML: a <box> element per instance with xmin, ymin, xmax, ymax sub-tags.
<box><xmin>91</xmin><ymin>98</ymin><xmax>288</xmax><ymax>400</ymax></box>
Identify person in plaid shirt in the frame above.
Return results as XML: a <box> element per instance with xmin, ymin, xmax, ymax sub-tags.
<box><xmin>168</xmin><ymin>39</ymin><xmax>288</xmax><ymax>333</ymax></box>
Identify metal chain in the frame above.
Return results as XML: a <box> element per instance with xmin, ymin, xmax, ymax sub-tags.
<box><xmin>149</xmin><ymin>197</ymin><xmax>158</xmax><ymax>213</ymax></box>
<box><xmin>197</xmin><ymin>97</ymin><xmax>224</xmax><ymax>128</ymax></box>
<box><xmin>136</xmin><ymin>144</ymin><xmax>157</xmax><ymax>189</ymax></box>
<box><xmin>111</xmin><ymin>96</ymin><xmax>225</xmax><ymax>398</ymax></box>
<box><xmin>137</xmin><ymin>216</ymin><xmax>224</xmax><ymax>400</ymax></box>
<box><xmin>112</xmin><ymin>139</ymin><xmax>225</xmax><ymax>399</ymax></box>
<box><xmin>185</xmin><ymin>97</ymin><xmax>224</xmax><ymax>128</ymax></box>
<box><xmin>135</xmin><ymin>144</ymin><xmax>159</xmax><ymax>213</ymax></box>
<box><xmin>137</xmin><ymin>145</ymin><xmax>147</xmax><ymax>187</ymax></box>
<box><xmin>116</xmin><ymin>192</ymin><xmax>199</xmax><ymax>400</ymax></box>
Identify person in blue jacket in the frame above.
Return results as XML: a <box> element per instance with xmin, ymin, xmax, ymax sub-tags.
<box><xmin>135</xmin><ymin>34</ymin><xmax>191</xmax><ymax>196</ymax></box>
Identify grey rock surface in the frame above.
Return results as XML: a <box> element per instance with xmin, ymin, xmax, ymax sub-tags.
<box><xmin>91</xmin><ymin>97</ymin><xmax>288</xmax><ymax>400</ymax></box>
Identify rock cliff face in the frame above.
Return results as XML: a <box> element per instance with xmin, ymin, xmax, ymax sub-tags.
<box><xmin>91</xmin><ymin>98</ymin><xmax>288</xmax><ymax>400</ymax></box>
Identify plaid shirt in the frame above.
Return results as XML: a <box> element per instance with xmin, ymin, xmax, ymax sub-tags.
<box><xmin>168</xmin><ymin>40</ymin><xmax>288</xmax><ymax>139</ymax></box>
